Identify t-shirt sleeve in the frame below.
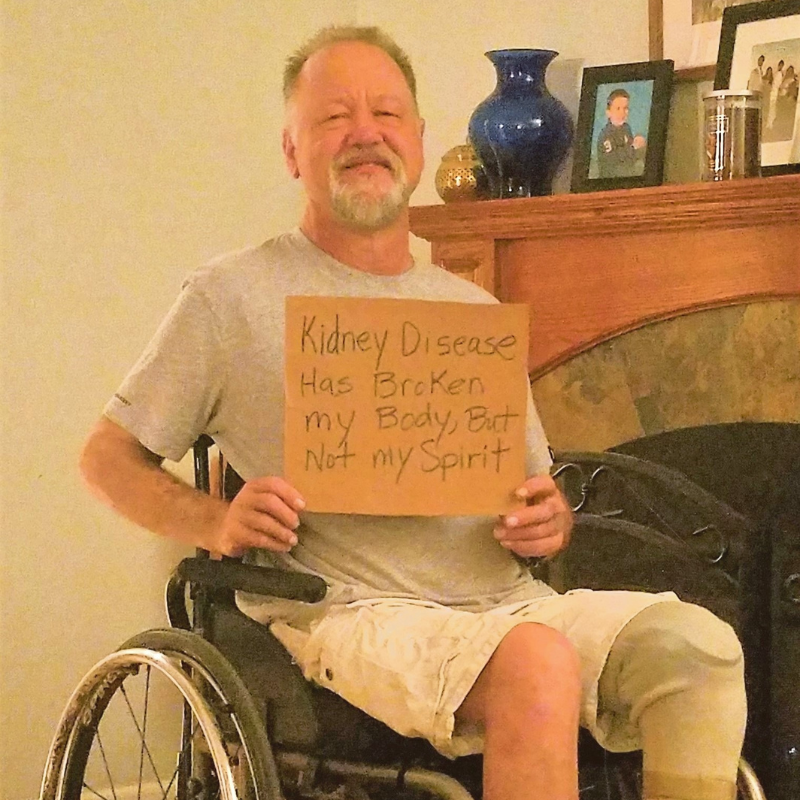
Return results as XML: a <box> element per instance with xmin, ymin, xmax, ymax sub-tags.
<box><xmin>103</xmin><ymin>279</ymin><xmax>226</xmax><ymax>462</ymax></box>
<box><xmin>525</xmin><ymin>389</ymin><xmax>553</xmax><ymax>476</ymax></box>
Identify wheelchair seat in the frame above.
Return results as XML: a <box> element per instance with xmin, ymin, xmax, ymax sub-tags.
<box><xmin>171</xmin><ymin>552</ymin><xmax>646</xmax><ymax>800</ymax></box>
<box><xmin>39</xmin><ymin>438</ymin><xmax>769</xmax><ymax>800</ymax></box>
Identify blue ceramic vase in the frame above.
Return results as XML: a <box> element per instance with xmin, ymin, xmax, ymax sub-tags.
<box><xmin>468</xmin><ymin>49</ymin><xmax>574</xmax><ymax>198</ymax></box>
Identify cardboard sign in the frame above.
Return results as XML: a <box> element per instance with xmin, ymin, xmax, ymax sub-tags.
<box><xmin>284</xmin><ymin>296</ymin><xmax>530</xmax><ymax>515</ymax></box>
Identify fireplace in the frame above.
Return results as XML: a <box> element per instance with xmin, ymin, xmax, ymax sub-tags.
<box><xmin>529</xmin><ymin>301</ymin><xmax>800</xmax><ymax>800</ymax></box>
<box><xmin>409</xmin><ymin>175</ymin><xmax>800</xmax><ymax>797</ymax></box>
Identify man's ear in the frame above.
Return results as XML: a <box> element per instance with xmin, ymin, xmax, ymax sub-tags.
<box><xmin>282</xmin><ymin>128</ymin><xmax>300</xmax><ymax>179</ymax></box>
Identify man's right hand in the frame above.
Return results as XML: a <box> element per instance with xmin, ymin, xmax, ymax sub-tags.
<box><xmin>216</xmin><ymin>477</ymin><xmax>306</xmax><ymax>556</ymax></box>
<box><xmin>80</xmin><ymin>416</ymin><xmax>306</xmax><ymax>557</ymax></box>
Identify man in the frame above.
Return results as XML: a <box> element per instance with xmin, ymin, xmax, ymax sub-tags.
<box><xmin>596</xmin><ymin>88</ymin><xmax>647</xmax><ymax>179</ymax></box>
<box><xmin>747</xmin><ymin>54</ymin><xmax>765</xmax><ymax>92</ymax></box>
<box><xmin>81</xmin><ymin>26</ymin><xmax>747</xmax><ymax>800</ymax></box>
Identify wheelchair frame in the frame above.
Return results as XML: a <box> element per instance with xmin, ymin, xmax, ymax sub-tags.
<box><xmin>40</xmin><ymin>439</ymin><xmax>768</xmax><ymax>800</ymax></box>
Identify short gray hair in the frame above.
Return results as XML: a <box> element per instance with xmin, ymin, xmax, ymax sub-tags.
<box><xmin>283</xmin><ymin>25</ymin><xmax>417</xmax><ymax>104</ymax></box>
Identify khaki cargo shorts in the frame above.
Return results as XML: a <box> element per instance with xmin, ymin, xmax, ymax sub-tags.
<box><xmin>271</xmin><ymin>589</ymin><xmax>677</xmax><ymax>758</ymax></box>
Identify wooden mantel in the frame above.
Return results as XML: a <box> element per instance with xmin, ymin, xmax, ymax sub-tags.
<box><xmin>409</xmin><ymin>173</ymin><xmax>800</xmax><ymax>379</ymax></box>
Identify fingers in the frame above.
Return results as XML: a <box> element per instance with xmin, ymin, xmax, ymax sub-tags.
<box><xmin>493</xmin><ymin>524</ymin><xmax>565</xmax><ymax>559</ymax></box>
<box><xmin>493</xmin><ymin>474</ymin><xmax>573</xmax><ymax>558</ymax></box>
<box><xmin>496</xmin><ymin>532</ymin><xmax>564</xmax><ymax>559</ymax></box>
<box><xmin>497</xmin><ymin>508</ymin><xmax>561</xmax><ymax>539</ymax></box>
<box><xmin>514</xmin><ymin>473</ymin><xmax>559</xmax><ymax>503</ymax></box>
<box><xmin>242</xmin><ymin>477</ymin><xmax>305</xmax><ymax>527</ymax></box>
<box><xmin>493</xmin><ymin>514</ymin><xmax>564</xmax><ymax>558</ymax></box>
<box><xmin>245</xmin><ymin>476</ymin><xmax>306</xmax><ymax>512</ymax></box>
<box><xmin>216</xmin><ymin>477</ymin><xmax>307</xmax><ymax>556</ymax></box>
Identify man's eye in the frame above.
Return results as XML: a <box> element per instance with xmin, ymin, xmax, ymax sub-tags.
<box><xmin>376</xmin><ymin>110</ymin><xmax>400</xmax><ymax>118</ymax></box>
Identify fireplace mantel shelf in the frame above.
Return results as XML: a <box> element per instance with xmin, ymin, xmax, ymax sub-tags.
<box><xmin>410</xmin><ymin>173</ymin><xmax>800</xmax><ymax>239</ymax></box>
<box><xmin>409</xmin><ymin>173</ymin><xmax>800</xmax><ymax>378</ymax></box>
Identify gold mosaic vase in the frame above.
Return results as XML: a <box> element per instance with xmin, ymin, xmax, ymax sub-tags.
<box><xmin>434</xmin><ymin>143</ymin><xmax>487</xmax><ymax>202</ymax></box>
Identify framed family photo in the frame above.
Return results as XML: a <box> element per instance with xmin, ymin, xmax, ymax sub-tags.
<box><xmin>714</xmin><ymin>0</ymin><xmax>800</xmax><ymax>174</ymax></box>
<box><xmin>571</xmin><ymin>60</ymin><xmax>675</xmax><ymax>193</ymax></box>
<box><xmin>651</xmin><ymin>0</ymin><xmax>775</xmax><ymax>72</ymax></box>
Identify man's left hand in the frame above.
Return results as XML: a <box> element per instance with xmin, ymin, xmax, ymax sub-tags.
<box><xmin>493</xmin><ymin>474</ymin><xmax>573</xmax><ymax>559</ymax></box>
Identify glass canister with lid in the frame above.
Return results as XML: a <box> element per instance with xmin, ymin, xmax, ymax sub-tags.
<box><xmin>702</xmin><ymin>90</ymin><xmax>762</xmax><ymax>180</ymax></box>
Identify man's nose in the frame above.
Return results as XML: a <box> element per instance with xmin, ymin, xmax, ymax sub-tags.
<box><xmin>345</xmin><ymin>107</ymin><xmax>384</xmax><ymax>146</ymax></box>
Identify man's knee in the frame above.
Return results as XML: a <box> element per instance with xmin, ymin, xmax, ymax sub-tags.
<box><xmin>617</xmin><ymin>601</ymin><xmax>743</xmax><ymax>670</ymax></box>
<box><xmin>493</xmin><ymin>622</ymin><xmax>582</xmax><ymax>685</ymax></box>
<box><xmin>603</xmin><ymin>601</ymin><xmax>745</xmax><ymax>719</ymax></box>
<box><xmin>459</xmin><ymin>623</ymin><xmax>581</xmax><ymax>725</ymax></box>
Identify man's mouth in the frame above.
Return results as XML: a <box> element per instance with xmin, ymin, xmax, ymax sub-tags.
<box><xmin>337</xmin><ymin>153</ymin><xmax>396</xmax><ymax>174</ymax></box>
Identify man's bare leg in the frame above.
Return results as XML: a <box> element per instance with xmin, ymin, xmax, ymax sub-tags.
<box><xmin>457</xmin><ymin>622</ymin><xmax>582</xmax><ymax>800</ymax></box>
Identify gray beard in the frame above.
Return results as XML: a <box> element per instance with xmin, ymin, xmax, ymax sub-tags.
<box><xmin>329</xmin><ymin>168</ymin><xmax>409</xmax><ymax>231</ymax></box>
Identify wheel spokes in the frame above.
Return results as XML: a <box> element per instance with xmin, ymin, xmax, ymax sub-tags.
<box><xmin>48</xmin><ymin>643</ymin><xmax>261</xmax><ymax>800</ymax></box>
<box><xmin>118</xmin><ymin>677</ymin><xmax>168</xmax><ymax>795</ymax></box>
<box><xmin>138</xmin><ymin>665</ymin><xmax>152</xmax><ymax>800</ymax></box>
<box><xmin>83</xmin><ymin>664</ymin><xmax>240</xmax><ymax>800</ymax></box>
<box><xmin>80</xmin><ymin>780</ymin><xmax>117</xmax><ymax>800</ymax></box>
<box><xmin>159</xmin><ymin>717</ymin><xmax>205</xmax><ymax>800</ymax></box>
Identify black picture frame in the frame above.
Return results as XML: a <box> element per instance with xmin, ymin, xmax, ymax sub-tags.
<box><xmin>715</xmin><ymin>0</ymin><xmax>800</xmax><ymax>175</ymax></box>
<box><xmin>570</xmin><ymin>60</ymin><xmax>675</xmax><ymax>193</ymax></box>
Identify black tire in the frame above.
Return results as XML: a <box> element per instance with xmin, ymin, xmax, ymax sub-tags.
<box><xmin>40</xmin><ymin>628</ymin><xmax>282</xmax><ymax>800</ymax></box>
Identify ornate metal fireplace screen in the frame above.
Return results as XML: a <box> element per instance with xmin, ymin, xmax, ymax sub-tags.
<box><xmin>544</xmin><ymin>426</ymin><xmax>799</xmax><ymax>800</ymax></box>
<box><xmin>547</xmin><ymin>449</ymin><xmax>751</xmax><ymax>625</ymax></box>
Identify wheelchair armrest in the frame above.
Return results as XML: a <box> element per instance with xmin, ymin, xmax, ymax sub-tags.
<box><xmin>176</xmin><ymin>557</ymin><xmax>328</xmax><ymax>603</ymax></box>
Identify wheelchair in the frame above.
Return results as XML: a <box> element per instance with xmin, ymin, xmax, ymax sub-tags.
<box><xmin>40</xmin><ymin>438</ymin><xmax>768</xmax><ymax>800</ymax></box>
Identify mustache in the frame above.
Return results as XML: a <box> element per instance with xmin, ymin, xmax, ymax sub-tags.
<box><xmin>333</xmin><ymin>148</ymin><xmax>400</xmax><ymax>174</ymax></box>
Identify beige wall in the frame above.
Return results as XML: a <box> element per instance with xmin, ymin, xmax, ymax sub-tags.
<box><xmin>1</xmin><ymin>2</ymin><xmax>650</xmax><ymax>797</ymax></box>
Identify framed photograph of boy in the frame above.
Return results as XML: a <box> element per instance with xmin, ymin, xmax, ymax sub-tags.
<box><xmin>571</xmin><ymin>60</ymin><xmax>675</xmax><ymax>193</ymax></box>
<box><xmin>715</xmin><ymin>0</ymin><xmax>800</xmax><ymax>174</ymax></box>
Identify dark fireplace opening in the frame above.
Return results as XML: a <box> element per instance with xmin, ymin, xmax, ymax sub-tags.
<box><xmin>609</xmin><ymin>422</ymin><xmax>800</xmax><ymax>800</ymax></box>
<box><xmin>527</xmin><ymin>300</ymin><xmax>800</xmax><ymax>796</ymax></box>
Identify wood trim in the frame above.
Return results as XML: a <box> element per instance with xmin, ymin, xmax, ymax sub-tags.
<box><xmin>412</xmin><ymin>174</ymin><xmax>800</xmax><ymax>377</ymax></box>
<box><xmin>410</xmin><ymin>174</ymin><xmax>800</xmax><ymax>242</ymax></box>
<box><xmin>430</xmin><ymin>239</ymin><xmax>496</xmax><ymax>295</ymax></box>
<box><xmin>500</xmin><ymin>220</ymin><xmax>800</xmax><ymax>378</ymax></box>
<box><xmin>675</xmin><ymin>64</ymin><xmax>716</xmax><ymax>83</ymax></box>
<box><xmin>649</xmin><ymin>0</ymin><xmax>664</xmax><ymax>60</ymax></box>
<box><xmin>526</xmin><ymin>296</ymin><xmax>800</xmax><ymax>381</ymax></box>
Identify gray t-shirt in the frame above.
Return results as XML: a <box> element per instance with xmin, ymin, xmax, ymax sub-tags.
<box><xmin>106</xmin><ymin>230</ymin><xmax>556</xmax><ymax>617</ymax></box>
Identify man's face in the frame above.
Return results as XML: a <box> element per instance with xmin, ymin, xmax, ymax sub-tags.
<box><xmin>283</xmin><ymin>41</ymin><xmax>425</xmax><ymax>231</ymax></box>
<box><xmin>607</xmin><ymin>96</ymin><xmax>629</xmax><ymax>127</ymax></box>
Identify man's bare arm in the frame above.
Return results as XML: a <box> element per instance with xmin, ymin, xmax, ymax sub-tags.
<box><xmin>80</xmin><ymin>417</ymin><xmax>305</xmax><ymax>556</ymax></box>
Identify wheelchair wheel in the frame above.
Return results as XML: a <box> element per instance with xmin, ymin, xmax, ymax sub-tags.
<box><xmin>40</xmin><ymin>628</ymin><xmax>281</xmax><ymax>800</ymax></box>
